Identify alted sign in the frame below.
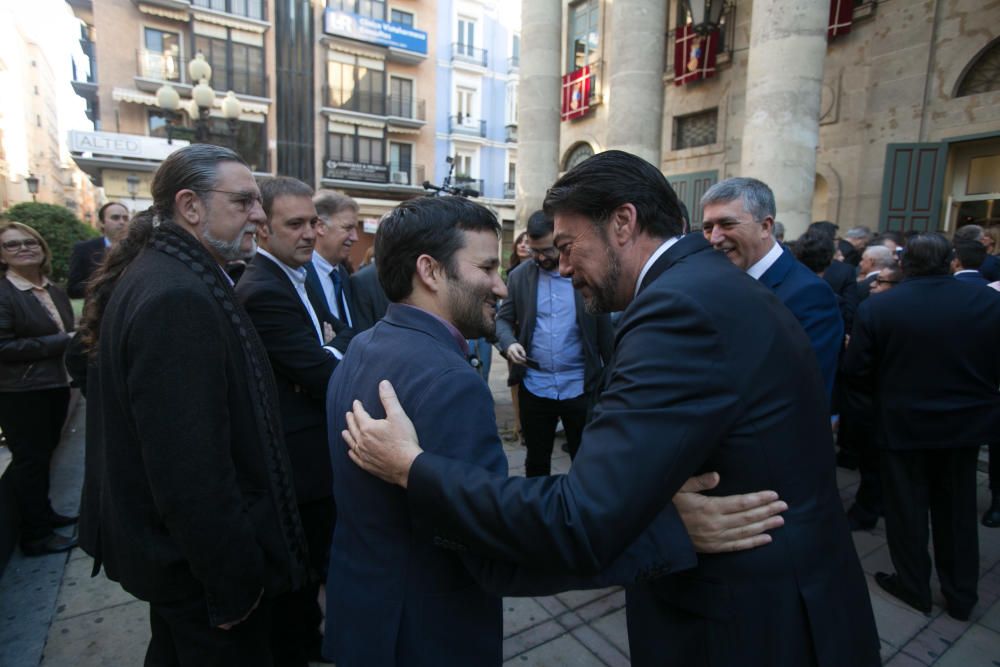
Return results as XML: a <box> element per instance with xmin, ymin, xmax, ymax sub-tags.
<box><xmin>69</xmin><ymin>130</ymin><xmax>189</xmax><ymax>161</ymax></box>
<box><xmin>323</xmin><ymin>10</ymin><xmax>428</xmax><ymax>55</ymax></box>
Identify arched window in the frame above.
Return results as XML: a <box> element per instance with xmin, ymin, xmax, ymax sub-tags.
<box><xmin>564</xmin><ymin>142</ymin><xmax>594</xmax><ymax>171</ymax></box>
<box><xmin>956</xmin><ymin>40</ymin><xmax>1000</xmax><ymax>97</ymax></box>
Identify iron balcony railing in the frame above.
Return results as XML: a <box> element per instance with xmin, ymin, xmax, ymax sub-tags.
<box><xmin>137</xmin><ymin>50</ymin><xmax>268</xmax><ymax>97</ymax></box>
<box><xmin>448</xmin><ymin>114</ymin><xmax>486</xmax><ymax>137</ymax></box>
<box><xmin>503</xmin><ymin>182</ymin><xmax>515</xmax><ymax>199</ymax></box>
<box><xmin>505</xmin><ymin>124</ymin><xmax>517</xmax><ymax>143</ymax></box>
<box><xmin>387</xmin><ymin>96</ymin><xmax>426</xmax><ymax>121</ymax></box>
<box><xmin>453</xmin><ymin>177</ymin><xmax>484</xmax><ymax>196</ymax></box>
<box><xmin>324</xmin><ymin>87</ymin><xmax>387</xmax><ymax>116</ymax></box>
<box><xmin>452</xmin><ymin>42</ymin><xmax>488</xmax><ymax>67</ymax></box>
<box><xmin>507</xmin><ymin>56</ymin><xmax>519</xmax><ymax>72</ymax></box>
<box><xmin>191</xmin><ymin>0</ymin><xmax>267</xmax><ymax>21</ymax></box>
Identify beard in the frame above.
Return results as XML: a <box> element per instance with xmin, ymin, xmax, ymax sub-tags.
<box><xmin>204</xmin><ymin>223</ymin><xmax>258</xmax><ymax>262</ymax></box>
<box><xmin>582</xmin><ymin>240</ymin><xmax>622</xmax><ymax>315</ymax></box>
<box><xmin>446</xmin><ymin>273</ymin><xmax>496</xmax><ymax>340</ymax></box>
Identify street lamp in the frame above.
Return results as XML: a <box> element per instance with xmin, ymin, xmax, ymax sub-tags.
<box><xmin>25</xmin><ymin>173</ymin><xmax>39</xmax><ymax>202</ymax></box>
<box><xmin>682</xmin><ymin>0</ymin><xmax>729</xmax><ymax>35</ymax></box>
<box><xmin>126</xmin><ymin>174</ymin><xmax>140</xmax><ymax>211</ymax></box>
<box><xmin>154</xmin><ymin>53</ymin><xmax>241</xmax><ymax>146</ymax></box>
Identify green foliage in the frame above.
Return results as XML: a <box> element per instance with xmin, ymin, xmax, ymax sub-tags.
<box><xmin>4</xmin><ymin>202</ymin><xmax>99</xmax><ymax>285</ymax></box>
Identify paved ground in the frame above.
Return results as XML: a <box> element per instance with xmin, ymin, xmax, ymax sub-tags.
<box><xmin>1</xmin><ymin>351</ymin><xmax>999</xmax><ymax>665</ymax></box>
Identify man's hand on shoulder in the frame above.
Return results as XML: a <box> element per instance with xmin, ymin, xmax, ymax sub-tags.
<box><xmin>344</xmin><ymin>380</ymin><xmax>422</xmax><ymax>487</ymax></box>
<box><xmin>674</xmin><ymin>472</ymin><xmax>788</xmax><ymax>553</ymax></box>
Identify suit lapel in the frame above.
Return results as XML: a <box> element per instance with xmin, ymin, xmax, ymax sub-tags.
<box><xmin>638</xmin><ymin>234</ymin><xmax>712</xmax><ymax>295</ymax></box>
<box><xmin>758</xmin><ymin>247</ymin><xmax>793</xmax><ymax>290</ymax></box>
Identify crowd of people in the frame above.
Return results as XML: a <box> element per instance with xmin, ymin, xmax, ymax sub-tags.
<box><xmin>0</xmin><ymin>143</ymin><xmax>998</xmax><ymax>666</ymax></box>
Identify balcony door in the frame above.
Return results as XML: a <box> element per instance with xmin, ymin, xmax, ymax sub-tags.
<box><xmin>389</xmin><ymin>77</ymin><xmax>413</xmax><ymax>118</ymax></box>
<box><xmin>143</xmin><ymin>28</ymin><xmax>181</xmax><ymax>82</ymax></box>
<box><xmin>458</xmin><ymin>18</ymin><xmax>476</xmax><ymax>56</ymax></box>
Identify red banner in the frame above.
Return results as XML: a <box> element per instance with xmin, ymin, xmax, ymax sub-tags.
<box><xmin>828</xmin><ymin>0</ymin><xmax>853</xmax><ymax>39</ymax></box>
<box><xmin>561</xmin><ymin>66</ymin><xmax>592</xmax><ymax>121</ymax></box>
<box><xmin>674</xmin><ymin>24</ymin><xmax>719</xmax><ymax>86</ymax></box>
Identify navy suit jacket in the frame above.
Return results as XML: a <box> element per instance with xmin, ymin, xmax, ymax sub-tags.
<box><xmin>759</xmin><ymin>246</ymin><xmax>844</xmax><ymax>397</ymax></box>
<box><xmin>955</xmin><ymin>270</ymin><xmax>990</xmax><ymax>287</ymax></box>
<box><xmin>980</xmin><ymin>253</ymin><xmax>1000</xmax><ymax>282</ymax></box>
<box><xmin>325</xmin><ymin>304</ymin><xmax>685</xmax><ymax>666</ymax></box>
<box><xmin>843</xmin><ymin>275</ymin><xmax>1000</xmax><ymax>450</ymax></box>
<box><xmin>495</xmin><ymin>260</ymin><xmax>614</xmax><ymax>393</ymax></box>
<box><xmin>236</xmin><ymin>253</ymin><xmax>342</xmax><ymax>503</ymax></box>
<box><xmin>348</xmin><ymin>263</ymin><xmax>390</xmax><ymax>332</ymax></box>
<box><xmin>67</xmin><ymin>237</ymin><xmax>106</xmax><ymax>298</ymax></box>
<box><xmin>405</xmin><ymin>235</ymin><xmax>878</xmax><ymax>667</ymax></box>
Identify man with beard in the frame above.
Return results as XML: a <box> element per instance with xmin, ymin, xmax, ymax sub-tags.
<box><xmin>341</xmin><ymin>152</ymin><xmax>880</xmax><ymax>667</ymax></box>
<box><xmin>323</xmin><ymin>196</ymin><xmax>694</xmax><ymax>666</ymax></box>
<box><xmin>497</xmin><ymin>210</ymin><xmax>612</xmax><ymax>475</ymax></box>
<box><xmin>78</xmin><ymin>145</ymin><xmax>308</xmax><ymax>665</ymax></box>
<box><xmin>235</xmin><ymin>176</ymin><xmax>354</xmax><ymax>665</ymax></box>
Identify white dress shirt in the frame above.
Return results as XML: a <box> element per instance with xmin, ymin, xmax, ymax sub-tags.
<box><xmin>746</xmin><ymin>240</ymin><xmax>784</xmax><ymax>280</ymax></box>
<box><xmin>634</xmin><ymin>236</ymin><xmax>681</xmax><ymax>297</ymax></box>
<box><xmin>312</xmin><ymin>252</ymin><xmax>353</xmax><ymax>326</ymax></box>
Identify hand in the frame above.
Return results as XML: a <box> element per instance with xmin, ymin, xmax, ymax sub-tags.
<box><xmin>506</xmin><ymin>343</ymin><xmax>527</xmax><ymax>365</ymax></box>
<box><xmin>217</xmin><ymin>588</ymin><xmax>262</xmax><ymax>630</ymax></box>
<box><xmin>673</xmin><ymin>472</ymin><xmax>787</xmax><ymax>553</ymax></box>
<box><xmin>343</xmin><ymin>380</ymin><xmax>422</xmax><ymax>488</ymax></box>
<box><xmin>323</xmin><ymin>322</ymin><xmax>335</xmax><ymax>344</ymax></box>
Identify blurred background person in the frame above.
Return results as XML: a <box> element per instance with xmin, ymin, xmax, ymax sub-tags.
<box><xmin>954</xmin><ymin>224</ymin><xmax>999</xmax><ymax>282</ymax></box>
<box><xmin>504</xmin><ymin>231</ymin><xmax>531</xmax><ymax>441</ymax></box>
<box><xmin>67</xmin><ymin>202</ymin><xmax>130</xmax><ymax>299</ymax></box>
<box><xmin>0</xmin><ymin>221</ymin><xmax>77</xmax><ymax>556</ymax></box>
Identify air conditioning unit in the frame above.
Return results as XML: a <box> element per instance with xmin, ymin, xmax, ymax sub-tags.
<box><xmin>391</xmin><ymin>171</ymin><xmax>410</xmax><ymax>185</ymax></box>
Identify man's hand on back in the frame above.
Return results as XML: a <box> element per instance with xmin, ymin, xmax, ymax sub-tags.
<box><xmin>344</xmin><ymin>380</ymin><xmax>422</xmax><ymax>487</ymax></box>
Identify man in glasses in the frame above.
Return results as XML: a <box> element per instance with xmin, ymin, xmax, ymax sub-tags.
<box><xmin>67</xmin><ymin>201</ymin><xmax>130</xmax><ymax>298</ymax></box>
<box><xmin>496</xmin><ymin>210</ymin><xmax>613</xmax><ymax>476</ymax></box>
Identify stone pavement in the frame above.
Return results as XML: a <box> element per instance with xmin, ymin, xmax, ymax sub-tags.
<box><xmin>1</xmin><ymin>351</ymin><xmax>999</xmax><ymax>665</ymax></box>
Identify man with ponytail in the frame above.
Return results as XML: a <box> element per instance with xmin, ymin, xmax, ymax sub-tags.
<box><xmin>77</xmin><ymin>144</ymin><xmax>308</xmax><ymax>666</ymax></box>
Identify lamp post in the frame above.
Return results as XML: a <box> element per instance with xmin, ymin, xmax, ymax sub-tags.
<box><xmin>25</xmin><ymin>173</ymin><xmax>39</xmax><ymax>202</ymax></box>
<box><xmin>154</xmin><ymin>53</ymin><xmax>241</xmax><ymax>147</ymax></box>
<box><xmin>682</xmin><ymin>0</ymin><xmax>729</xmax><ymax>34</ymax></box>
<box><xmin>126</xmin><ymin>174</ymin><xmax>140</xmax><ymax>211</ymax></box>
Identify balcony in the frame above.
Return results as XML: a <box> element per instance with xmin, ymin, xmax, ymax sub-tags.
<box><xmin>191</xmin><ymin>0</ymin><xmax>268</xmax><ymax>22</ymax></box>
<box><xmin>507</xmin><ymin>56</ymin><xmax>519</xmax><ymax>73</ymax></box>
<box><xmin>324</xmin><ymin>87</ymin><xmax>387</xmax><ymax>116</ymax></box>
<box><xmin>448</xmin><ymin>114</ymin><xmax>486</xmax><ymax>138</ymax></box>
<box><xmin>453</xmin><ymin>177</ymin><xmax>484</xmax><ymax>196</ymax></box>
<box><xmin>387</xmin><ymin>164</ymin><xmax>426</xmax><ymax>187</ymax></box>
<box><xmin>135</xmin><ymin>51</ymin><xmax>269</xmax><ymax>99</ymax></box>
<box><xmin>505</xmin><ymin>124</ymin><xmax>517</xmax><ymax>143</ymax></box>
<box><xmin>451</xmin><ymin>43</ymin><xmax>488</xmax><ymax>68</ymax></box>
<box><xmin>503</xmin><ymin>182</ymin><xmax>515</xmax><ymax>199</ymax></box>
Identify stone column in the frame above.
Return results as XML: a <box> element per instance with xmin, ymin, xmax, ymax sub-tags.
<box><xmin>606</xmin><ymin>0</ymin><xmax>668</xmax><ymax>166</ymax></box>
<box><xmin>740</xmin><ymin>0</ymin><xmax>829</xmax><ymax>239</ymax></box>
<box><xmin>516</xmin><ymin>0</ymin><xmax>562</xmax><ymax>226</ymax></box>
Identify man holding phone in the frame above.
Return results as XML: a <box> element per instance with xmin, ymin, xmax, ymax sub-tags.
<box><xmin>497</xmin><ymin>210</ymin><xmax>614</xmax><ymax>476</ymax></box>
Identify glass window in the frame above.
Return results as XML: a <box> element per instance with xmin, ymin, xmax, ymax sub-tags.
<box><xmin>327</xmin><ymin>56</ymin><xmax>385</xmax><ymax>114</ymax></box>
<box><xmin>390</xmin><ymin>9</ymin><xmax>413</xmax><ymax>27</ymax></box>
<box><xmin>143</xmin><ymin>28</ymin><xmax>181</xmax><ymax>81</ymax></box>
<box><xmin>390</xmin><ymin>142</ymin><xmax>412</xmax><ymax>175</ymax></box>
<box><xmin>674</xmin><ymin>109</ymin><xmax>718</xmax><ymax>150</ymax></box>
<box><xmin>192</xmin><ymin>0</ymin><xmax>226</xmax><ymax>11</ymax></box>
<box><xmin>358</xmin><ymin>136</ymin><xmax>384</xmax><ymax>164</ymax></box>
<box><xmin>567</xmin><ymin>0</ymin><xmax>599</xmax><ymax>71</ymax></box>
<box><xmin>458</xmin><ymin>18</ymin><xmax>476</xmax><ymax>52</ymax></box>
<box><xmin>195</xmin><ymin>32</ymin><xmax>265</xmax><ymax>97</ymax></box>
<box><xmin>328</xmin><ymin>132</ymin><xmax>355</xmax><ymax>162</ymax></box>
<box><xmin>389</xmin><ymin>77</ymin><xmax>413</xmax><ymax>117</ymax></box>
<box><xmin>329</xmin><ymin>1</ymin><xmax>385</xmax><ymax>19</ymax></box>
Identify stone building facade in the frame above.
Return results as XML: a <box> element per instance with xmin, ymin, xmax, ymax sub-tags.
<box><xmin>520</xmin><ymin>0</ymin><xmax>1000</xmax><ymax>239</ymax></box>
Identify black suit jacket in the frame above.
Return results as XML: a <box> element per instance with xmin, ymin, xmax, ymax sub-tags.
<box><xmin>955</xmin><ymin>270</ymin><xmax>990</xmax><ymax>287</ymax></box>
<box><xmin>406</xmin><ymin>235</ymin><xmax>879</xmax><ymax>667</ymax></box>
<box><xmin>495</xmin><ymin>260</ymin><xmax>613</xmax><ymax>394</ymax></box>
<box><xmin>67</xmin><ymin>237</ymin><xmax>106</xmax><ymax>299</ymax></box>
<box><xmin>980</xmin><ymin>253</ymin><xmax>1000</xmax><ymax>282</ymax></box>
<box><xmin>843</xmin><ymin>275</ymin><xmax>1000</xmax><ymax>450</ymax></box>
<box><xmin>348</xmin><ymin>263</ymin><xmax>389</xmax><ymax>332</ymax></box>
<box><xmin>236</xmin><ymin>253</ymin><xmax>345</xmax><ymax>503</ymax></box>
<box><xmin>0</xmin><ymin>278</ymin><xmax>74</xmax><ymax>391</ymax></box>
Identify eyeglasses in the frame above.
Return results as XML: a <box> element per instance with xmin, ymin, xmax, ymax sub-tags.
<box><xmin>205</xmin><ymin>189</ymin><xmax>263</xmax><ymax>212</ymax></box>
<box><xmin>1</xmin><ymin>238</ymin><xmax>41</xmax><ymax>251</ymax></box>
<box><xmin>529</xmin><ymin>246</ymin><xmax>559</xmax><ymax>258</ymax></box>
<box><xmin>875</xmin><ymin>277</ymin><xmax>899</xmax><ymax>285</ymax></box>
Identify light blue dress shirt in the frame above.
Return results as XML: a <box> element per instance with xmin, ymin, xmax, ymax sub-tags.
<box><xmin>524</xmin><ymin>268</ymin><xmax>585</xmax><ymax>400</ymax></box>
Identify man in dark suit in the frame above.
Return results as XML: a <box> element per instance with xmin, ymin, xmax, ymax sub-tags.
<box><xmin>235</xmin><ymin>177</ymin><xmax>353</xmax><ymax>665</ymax></box>
<box><xmin>855</xmin><ymin>245</ymin><xmax>897</xmax><ymax>302</ymax></box>
<box><xmin>952</xmin><ymin>238</ymin><xmax>990</xmax><ymax>286</ymax></box>
<box><xmin>325</xmin><ymin>196</ymin><xmax>694</xmax><ymax>666</ymax></box>
<box><xmin>840</xmin><ymin>226</ymin><xmax>872</xmax><ymax>267</ymax></box>
<box><xmin>81</xmin><ymin>145</ymin><xmax>307</xmax><ymax>665</ymax></box>
<box><xmin>342</xmin><ymin>151</ymin><xmax>879</xmax><ymax>667</ymax></box>
<box><xmin>955</xmin><ymin>224</ymin><xmax>1000</xmax><ymax>281</ymax></box>
<box><xmin>66</xmin><ymin>201</ymin><xmax>130</xmax><ymax>298</ymax></box>
<box><xmin>701</xmin><ymin>178</ymin><xmax>843</xmax><ymax>398</ymax></box>
<box><xmin>844</xmin><ymin>233</ymin><xmax>1000</xmax><ymax>621</ymax></box>
<box><xmin>309</xmin><ymin>190</ymin><xmax>358</xmax><ymax>328</ymax></box>
<box><xmin>497</xmin><ymin>210</ymin><xmax>613</xmax><ymax>475</ymax></box>
<box><xmin>349</xmin><ymin>260</ymin><xmax>389</xmax><ymax>331</ymax></box>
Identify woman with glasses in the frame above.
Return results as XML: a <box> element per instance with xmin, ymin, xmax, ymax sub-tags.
<box><xmin>0</xmin><ymin>221</ymin><xmax>77</xmax><ymax>556</ymax></box>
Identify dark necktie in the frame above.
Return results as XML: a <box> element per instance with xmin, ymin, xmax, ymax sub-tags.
<box><xmin>330</xmin><ymin>267</ymin><xmax>348</xmax><ymax>323</ymax></box>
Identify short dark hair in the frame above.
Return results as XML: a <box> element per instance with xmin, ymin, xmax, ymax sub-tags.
<box><xmin>807</xmin><ymin>221</ymin><xmax>839</xmax><ymax>240</ymax></box>
<box><xmin>792</xmin><ymin>231</ymin><xmax>834</xmax><ymax>274</ymax></box>
<box><xmin>526</xmin><ymin>210</ymin><xmax>553</xmax><ymax>239</ymax></box>
<box><xmin>98</xmin><ymin>201</ymin><xmax>127</xmax><ymax>222</ymax></box>
<box><xmin>901</xmin><ymin>233</ymin><xmax>952</xmax><ymax>278</ymax></box>
<box><xmin>376</xmin><ymin>196</ymin><xmax>501</xmax><ymax>302</ymax></box>
<box><xmin>543</xmin><ymin>150</ymin><xmax>684</xmax><ymax>239</ymax></box>
<box><xmin>877</xmin><ymin>230</ymin><xmax>904</xmax><ymax>247</ymax></box>
<box><xmin>257</xmin><ymin>176</ymin><xmax>314</xmax><ymax>222</ymax></box>
<box><xmin>954</xmin><ymin>238</ymin><xmax>986</xmax><ymax>270</ymax></box>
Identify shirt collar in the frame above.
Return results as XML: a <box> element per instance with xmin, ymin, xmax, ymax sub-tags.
<box><xmin>103</xmin><ymin>236</ymin><xmax>112</xmax><ymax>248</ymax></box>
<box><xmin>634</xmin><ymin>237</ymin><xmax>681</xmax><ymax>297</ymax></box>
<box><xmin>954</xmin><ymin>269</ymin><xmax>980</xmax><ymax>276</ymax></box>
<box><xmin>865</xmin><ymin>270</ymin><xmax>881</xmax><ymax>279</ymax></box>
<box><xmin>312</xmin><ymin>252</ymin><xmax>335</xmax><ymax>276</ymax></box>
<box><xmin>746</xmin><ymin>239</ymin><xmax>782</xmax><ymax>280</ymax></box>
<box><xmin>395</xmin><ymin>303</ymin><xmax>469</xmax><ymax>355</ymax></box>
<box><xmin>257</xmin><ymin>248</ymin><xmax>307</xmax><ymax>285</ymax></box>
<box><xmin>5</xmin><ymin>272</ymin><xmax>51</xmax><ymax>291</ymax></box>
